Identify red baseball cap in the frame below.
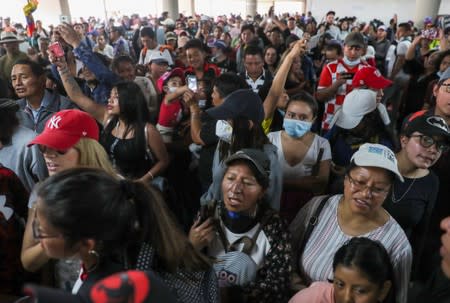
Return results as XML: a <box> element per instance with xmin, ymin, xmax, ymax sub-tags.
<box><xmin>157</xmin><ymin>67</ymin><xmax>185</xmax><ymax>92</ymax></box>
<box><xmin>352</xmin><ymin>66</ymin><xmax>392</xmax><ymax>89</ymax></box>
<box><xmin>28</xmin><ymin>109</ymin><xmax>99</xmax><ymax>150</ymax></box>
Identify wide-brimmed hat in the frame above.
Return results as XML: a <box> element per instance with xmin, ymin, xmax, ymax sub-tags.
<box><xmin>0</xmin><ymin>32</ymin><xmax>24</xmax><ymax>44</ymax></box>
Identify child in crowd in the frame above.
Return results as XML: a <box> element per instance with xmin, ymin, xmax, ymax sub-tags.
<box><xmin>156</xmin><ymin>68</ymin><xmax>187</xmax><ymax>143</ymax></box>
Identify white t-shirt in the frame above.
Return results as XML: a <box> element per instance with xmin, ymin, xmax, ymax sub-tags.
<box><xmin>208</xmin><ymin>222</ymin><xmax>271</xmax><ymax>268</ymax></box>
<box><xmin>267</xmin><ymin>131</ymin><xmax>331</xmax><ymax>180</ymax></box>
<box><xmin>386</xmin><ymin>38</ymin><xmax>411</xmax><ymax>78</ymax></box>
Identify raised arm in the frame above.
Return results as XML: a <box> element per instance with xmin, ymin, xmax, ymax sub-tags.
<box><xmin>50</xmin><ymin>53</ymin><xmax>107</xmax><ymax>123</ymax></box>
<box><xmin>58</xmin><ymin>23</ymin><xmax>120</xmax><ymax>85</ymax></box>
<box><xmin>263</xmin><ymin>39</ymin><xmax>307</xmax><ymax>119</ymax></box>
<box><xmin>405</xmin><ymin>35</ymin><xmax>422</xmax><ymax>61</ymax></box>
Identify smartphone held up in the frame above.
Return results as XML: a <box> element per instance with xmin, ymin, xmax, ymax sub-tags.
<box><xmin>48</xmin><ymin>42</ymin><xmax>65</xmax><ymax>58</ymax></box>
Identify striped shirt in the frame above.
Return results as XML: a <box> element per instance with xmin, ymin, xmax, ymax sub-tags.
<box><xmin>291</xmin><ymin>195</ymin><xmax>412</xmax><ymax>303</ymax></box>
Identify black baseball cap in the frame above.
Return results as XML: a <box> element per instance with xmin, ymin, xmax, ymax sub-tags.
<box><xmin>225</xmin><ymin>149</ymin><xmax>270</xmax><ymax>186</ymax></box>
<box><xmin>402</xmin><ymin>111</ymin><xmax>450</xmax><ymax>138</ymax></box>
<box><xmin>206</xmin><ymin>89</ymin><xmax>264</xmax><ymax>123</ymax></box>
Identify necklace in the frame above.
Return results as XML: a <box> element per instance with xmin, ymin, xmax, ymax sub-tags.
<box><xmin>391</xmin><ymin>177</ymin><xmax>417</xmax><ymax>203</ymax></box>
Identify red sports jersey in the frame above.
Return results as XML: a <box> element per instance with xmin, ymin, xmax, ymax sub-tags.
<box><xmin>318</xmin><ymin>59</ymin><xmax>367</xmax><ymax>131</ymax></box>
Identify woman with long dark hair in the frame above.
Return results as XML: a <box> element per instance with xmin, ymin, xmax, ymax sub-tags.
<box><xmin>51</xmin><ymin>54</ymin><xmax>169</xmax><ymax>183</ymax></box>
<box><xmin>32</xmin><ymin>167</ymin><xmax>217</xmax><ymax>302</ymax></box>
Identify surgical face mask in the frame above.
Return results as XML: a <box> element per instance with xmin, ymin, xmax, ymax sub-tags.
<box><xmin>283</xmin><ymin>118</ymin><xmax>312</xmax><ymax>138</ymax></box>
<box><xmin>168</xmin><ymin>86</ymin><xmax>177</xmax><ymax>93</ymax></box>
<box><xmin>343</xmin><ymin>56</ymin><xmax>361</xmax><ymax>67</ymax></box>
<box><xmin>215</xmin><ymin>120</ymin><xmax>233</xmax><ymax>143</ymax></box>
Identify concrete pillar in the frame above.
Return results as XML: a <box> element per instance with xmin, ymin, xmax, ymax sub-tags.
<box><xmin>190</xmin><ymin>0</ymin><xmax>196</xmax><ymax>16</ymax></box>
<box><xmin>162</xmin><ymin>0</ymin><xmax>179</xmax><ymax>20</ymax></box>
<box><xmin>246</xmin><ymin>0</ymin><xmax>257</xmax><ymax>18</ymax></box>
<box><xmin>414</xmin><ymin>0</ymin><xmax>441</xmax><ymax>28</ymax></box>
<box><xmin>59</xmin><ymin>0</ymin><xmax>72</xmax><ymax>22</ymax></box>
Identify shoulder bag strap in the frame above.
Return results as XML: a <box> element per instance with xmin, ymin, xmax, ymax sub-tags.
<box><xmin>295</xmin><ymin>195</ymin><xmax>330</xmax><ymax>284</ymax></box>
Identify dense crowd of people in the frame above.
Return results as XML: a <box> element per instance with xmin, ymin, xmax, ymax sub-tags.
<box><xmin>0</xmin><ymin>6</ymin><xmax>449</xmax><ymax>303</ymax></box>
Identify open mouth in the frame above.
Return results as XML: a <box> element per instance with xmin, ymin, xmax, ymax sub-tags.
<box><xmin>227</xmin><ymin>196</ymin><xmax>241</xmax><ymax>207</ymax></box>
<box><xmin>46</xmin><ymin>162</ymin><xmax>59</xmax><ymax>173</ymax></box>
<box><xmin>354</xmin><ymin>199</ymin><xmax>370</xmax><ymax>209</ymax></box>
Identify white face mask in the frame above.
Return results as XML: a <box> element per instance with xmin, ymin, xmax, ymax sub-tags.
<box><xmin>343</xmin><ymin>56</ymin><xmax>361</xmax><ymax>67</ymax></box>
<box><xmin>168</xmin><ymin>86</ymin><xmax>177</xmax><ymax>93</ymax></box>
<box><xmin>215</xmin><ymin>120</ymin><xmax>233</xmax><ymax>143</ymax></box>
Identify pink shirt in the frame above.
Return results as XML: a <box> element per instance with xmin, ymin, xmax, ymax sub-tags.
<box><xmin>289</xmin><ymin>282</ymin><xmax>334</xmax><ymax>303</ymax></box>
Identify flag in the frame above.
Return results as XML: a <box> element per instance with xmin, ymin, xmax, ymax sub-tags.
<box><xmin>23</xmin><ymin>0</ymin><xmax>39</xmax><ymax>37</ymax></box>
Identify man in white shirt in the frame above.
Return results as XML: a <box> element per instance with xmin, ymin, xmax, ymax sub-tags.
<box><xmin>138</xmin><ymin>27</ymin><xmax>173</xmax><ymax>66</ymax></box>
<box><xmin>287</xmin><ymin>17</ymin><xmax>303</xmax><ymax>38</ymax></box>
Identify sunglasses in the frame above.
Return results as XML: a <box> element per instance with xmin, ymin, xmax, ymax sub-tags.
<box><xmin>38</xmin><ymin>145</ymin><xmax>69</xmax><ymax>155</ymax></box>
<box><xmin>409</xmin><ymin>134</ymin><xmax>449</xmax><ymax>153</ymax></box>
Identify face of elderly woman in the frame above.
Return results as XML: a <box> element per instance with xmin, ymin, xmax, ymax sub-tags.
<box><xmin>344</xmin><ymin>166</ymin><xmax>391</xmax><ymax>215</ymax></box>
<box><xmin>222</xmin><ymin>161</ymin><xmax>265</xmax><ymax>214</ymax></box>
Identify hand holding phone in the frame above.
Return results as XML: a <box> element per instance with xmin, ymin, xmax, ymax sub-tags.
<box><xmin>338</xmin><ymin>72</ymin><xmax>354</xmax><ymax>80</ymax></box>
<box><xmin>186</xmin><ymin>75</ymin><xmax>198</xmax><ymax>92</ymax></box>
<box><xmin>48</xmin><ymin>42</ymin><xmax>65</xmax><ymax>58</ymax></box>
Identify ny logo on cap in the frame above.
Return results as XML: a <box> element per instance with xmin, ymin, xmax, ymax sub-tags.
<box><xmin>427</xmin><ymin>116</ymin><xmax>449</xmax><ymax>132</ymax></box>
<box><xmin>48</xmin><ymin>115</ymin><xmax>62</xmax><ymax>129</ymax></box>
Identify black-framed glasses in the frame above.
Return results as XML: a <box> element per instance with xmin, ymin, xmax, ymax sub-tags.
<box><xmin>409</xmin><ymin>134</ymin><xmax>449</xmax><ymax>153</ymax></box>
<box><xmin>32</xmin><ymin>211</ymin><xmax>62</xmax><ymax>240</ymax></box>
<box><xmin>440</xmin><ymin>83</ymin><xmax>450</xmax><ymax>93</ymax></box>
<box><xmin>347</xmin><ymin>174</ymin><xmax>390</xmax><ymax>198</ymax></box>
<box><xmin>38</xmin><ymin>145</ymin><xmax>69</xmax><ymax>156</ymax></box>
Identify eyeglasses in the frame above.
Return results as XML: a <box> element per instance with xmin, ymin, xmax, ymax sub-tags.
<box><xmin>347</xmin><ymin>174</ymin><xmax>390</xmax><ymax>197</ymax></box>
<box><xmin>440</xmin><ymin>83</ymin><xmax>450</xmax><ymax>93</ymax></box>
<box><xmin>38</xmin><ymin>145</ymin><xmax>69</xmax><ymax>155</ymax></box>
<box><xmin>409</xmin><ymin>134</ymin><xmax>449</xmax><ymax>153</ymax></box>
<box><xmin>32</xmin><ymin>211</ymin><xmax>63</xmax><ymax>239</ymax></box>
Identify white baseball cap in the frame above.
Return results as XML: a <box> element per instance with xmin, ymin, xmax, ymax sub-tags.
<box><xmin>330</xmin><ymin>89</ymin><xmax>390</xmax><ymax>129</ymax></box>
<box><xmin>351</xmin><ymin>143</ymin><xmax>403</xmax><ymax>182</ymax></box>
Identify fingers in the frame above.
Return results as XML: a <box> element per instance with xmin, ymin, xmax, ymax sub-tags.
<box><xmin>441</xmin><ymin>232</ymin><xmax>450</xmax><ymax>278</ymax></box>
<box><xmin>441</xmin><ymin>217</ymin><xmax>450</xmax><ymax>231</ymax></box>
